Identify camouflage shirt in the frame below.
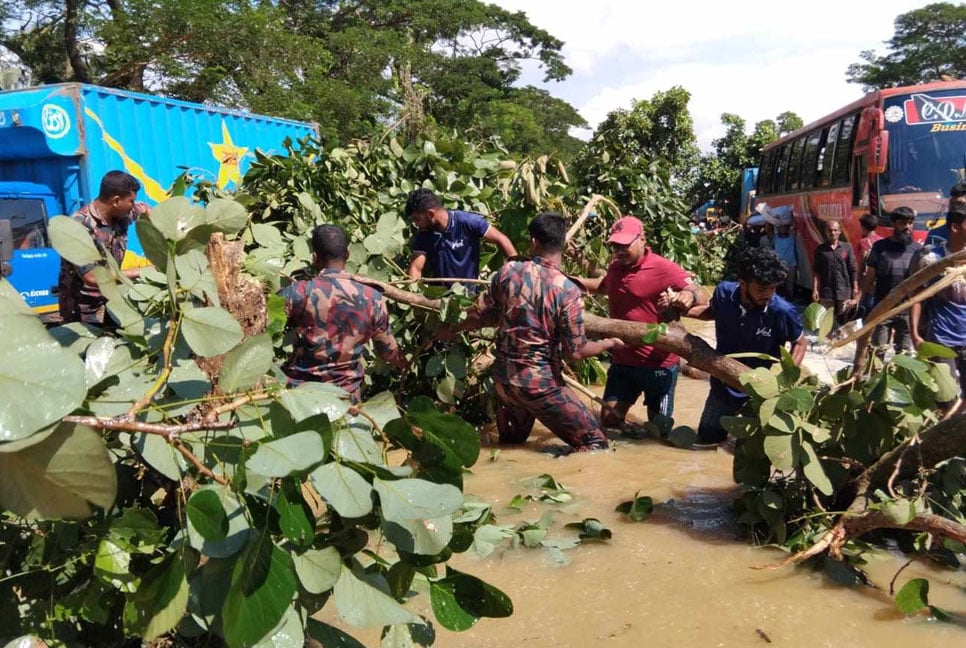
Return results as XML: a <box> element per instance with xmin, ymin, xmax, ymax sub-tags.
<box><xmin>280</xmin><ymin>269</ymin><xmax>400</xmax><ymax>401</ymax></box>
<box><xmin>57</xmin><ymin>203</ymin><xmax>136</xmax><ymax>324</ymax></box>
<box><xmin>475</xmin><ymin>257</ymin><xmax>587</xmax><ymax>388</ymax></box>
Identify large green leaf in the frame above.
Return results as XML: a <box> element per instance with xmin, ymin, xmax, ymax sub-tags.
<box><xmin>895</xmin><ymin>578</ymin><xmax>929</xmax><ymax>615</ymax></box>
<box><xmin>180</xmin><ymin>306</ymin><xmax>244</xmax><ymax>358</ymax></box>
<box><xmin>0</xmin><ymin>283</ymin><xmax>87</xmax><ymax>440</ymax></box>
<box><xmin>738</xmin><ymin>368</ymin><xmax>780</xmax><ymax>399</ymax></box>
<box><xmin>429</xmin><ymin>567</ymin><xmax>512</xmax><ymax>632</ymax></box>
<box><xmin>150</xmin><ymin>196</ymin><xmax>206</xmax><ymax>242</ymax></box>
<box><xmin>334</xmin><ymin>426</ymin><xmax>383</xmax><ymax>465</ymax></box>
<box><xmin>396</xmin><ymin>396</ymin><xmax>480</xmax><ymax>470</ymax></box>
<box><xmin>48</xmin><ymin>215</ymin><xmax>102</xmax><ymax>265</ymax></box>
<box><xmin>221</xmin><ymin>533</ymin><xmax>298</xmax><ymax>648</ymax></box>
<box><xmin>310</xmin><ymin>462</ymin><xmax>373</xmax><ymax>518</ymax></box>
<box><xmin>279</xmin><ymin>382</ymin><xmax>352</xmax><ymax>423</ymax></box>
<box><xmin>383</xmin><ymin>516</ymin><xmax>454</xmax><ymax>555</ymax></box>
<box><xmin>373</xmin><ymin>478</ymin><xmax>462</xmax><ymax>523</ymax></box>
<box><xmin>763</xmin><ymin>434</ymin><xmax>798</xmax><ymax>472</ymax></box>
<box><xmin>219</xmin><ymin>334</ymin><xmax>273</xmax><ymax>393</ymax></box>
<box><xmin>276</xmin><ymin>483</ymin><xmax>314</xmax><ymax>547</ymax></box>
<box><xmin>800</xmin><ymin>441</ymin><xmax>833</xmax><ymax>496</ymax></box>
<box><xmin>357</xmin><ymin>391</ymin><xmax>402</xmax><ymax>431</ymax></box>
<box><xmin>333</xmin><ymin>565</ymin><xmax>419</xmax><ymax>628</ymax></box>
<box><xmin>132</xmin><ymin>432</ymin><xmax>187</xmax><ymax>482</ymax></box>
<box><xmin>187</xmin><ymin>489</ymin><xmax>230</xmax><ymax>541</ymax></box>
<box><xmin>929</xmin><ymin>362</ymin><xmax>960</xmax><ymax>403</ymax></box>
<box><xmin>186</xmin><ymin>485</ymin><xmax>251</xmax><ymax>558</ymax></box>
<box><xmin>247</xmin><ymin>431</ymin><xmax>325</xmax><ymax>478</ymax></box>
<box><xmin>292</xmin><ymin>546</ymin><xmax>342</xmax><ymax>594</ymax></box>
<box><xmin>135</xmin><ymin>219</ymin><xmax>170</xmax><ymax>271</ymax></box>
<box><xmin>207</xmin><ymin>198</ymin><xmax>250</xmax><ymax>234</ymax></box>
<box><xmin>305</xmin><ymin>620</ymin><xmax>367</xmax><ymax>648</ymax></box>
<box><xmin>0</xmin><ymin>423</ymin><xmax>116</xmax><ymax>519</ymax></box>
<box><xmin>252</xmin><ymin>604</ymin><xmax>304</xmax><ymax>648</ymax></box>
<box><xmin>122</xmin><ymin>553</ymin><xmax>189</xmax><ymax>640</ymax></box>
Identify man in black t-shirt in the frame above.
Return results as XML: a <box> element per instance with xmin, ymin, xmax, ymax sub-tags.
<box><xmin>859</xmin><ymin>207</ymin><xmax>923</xmax><ymax>354</ymax></box>
<box><xmin>811</xmin><ymin>219</ymin><xmax>858</xmax><ymax>328</ymax></box>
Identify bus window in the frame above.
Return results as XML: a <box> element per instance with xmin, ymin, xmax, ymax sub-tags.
<box><xmin>759</xmin><ymin>149</ymin><xmax>776</xmax><ymax>195</ymax></box>
<box><xmin>801</xmin><ymin>129</ymin><xmax>823</xmax><ymax>189</ymax></box>
<box><xmin>785</xmin><ymin>138</ymin><xmax>805</xmax><ymax>192</ymax></box>
<box><xmin>817</xmin><ymin>122</ymin><xmax>840</xmax><ymax>187</ymax></box>
<box><xmin>852</xmin><ymin>155</ymin><xmax>868</xmax><ymax>207</ymax></box>
<box><xmin>774</xmin><ymin>145</ymin><xmax>791</xmax><ymax>193</ymax></box>
<box><xmin>0</xmin><ymin>199</ymin><xmax>49</xmax><ymax>250</ymax></box>
<box><xmin>832</xmin><ymin>114</ymin><xmax>857</xmax><ymax>187</ymax></box>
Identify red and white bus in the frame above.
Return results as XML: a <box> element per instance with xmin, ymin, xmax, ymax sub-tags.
<box><xmin>755</xmin><ymin>80</ymin><xmax>966</xmax><ymax>290</ymax></box>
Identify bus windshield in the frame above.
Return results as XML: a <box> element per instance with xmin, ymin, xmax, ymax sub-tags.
<box><xmin>0</xmin><ymin>198</ymin><xmax>49</xmax><ymax>250</ymax></box>
<box><xmin>882</xmin><ymin>88</ymin><xmax>966</xmax><ymax>198</ymax></box>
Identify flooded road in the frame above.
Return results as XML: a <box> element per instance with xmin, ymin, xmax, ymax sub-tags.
<box><xmin>324</xmin><ymin>319</ymin><xmax>964</xmax><ymax>646</ymax></box>
<box><xmin>423</xmin><ymin>375</ymin><xmax>965</xmax><ymax>647</ymax></box>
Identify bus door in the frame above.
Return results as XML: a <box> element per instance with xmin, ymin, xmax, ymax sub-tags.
<box><xmin>0</xmin><ymin>189</ymin><xmax>62</xmax><ymax>318</ymax></box>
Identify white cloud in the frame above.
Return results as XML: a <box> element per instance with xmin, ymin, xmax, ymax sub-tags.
<box><xmin>490</xmin><ymin>0</ymin><xmax>929</xmax><ymax>150</ymax></box>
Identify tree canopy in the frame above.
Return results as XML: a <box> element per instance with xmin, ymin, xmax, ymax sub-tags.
<box><xmin>846</xmin><ymin>2</ymin><xmax>966</xmax><ymax>90</ymax></box>
<box><xmin>0</xmin><ymin>0</ymin><xmax>586</xmax><ymax>157</ymax></box>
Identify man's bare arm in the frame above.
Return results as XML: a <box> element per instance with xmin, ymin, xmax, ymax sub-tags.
<box><xmin>483</xmin><ymin>226</ymin><xmax>517</xmax><ymax>258</ymax></box>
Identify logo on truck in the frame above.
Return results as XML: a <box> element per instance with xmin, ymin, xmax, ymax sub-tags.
<box><xmin>41</xmin><ymin>104</ymin><xmax>71</xmax><ymax>139</ymax></box>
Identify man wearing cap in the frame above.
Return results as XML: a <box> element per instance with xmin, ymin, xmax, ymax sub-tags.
<box><xmin>404</xmin><ymin>188</ymin><xmax>517</xmax><ymax>285</ymax></box>
<box><xmin>859</xmin><ymin>206</ymin><xmax>923</xmax><ymax>355</ymax></box>
<box><xmin>577</xmin><ymin>216</ymin><xmax>707</xmax><ymax>435</ymax></box>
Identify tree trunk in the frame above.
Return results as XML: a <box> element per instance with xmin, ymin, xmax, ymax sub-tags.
<box><xmin>64</xmin><ymin>0</ymin><xmax>91</xmax><ymax>83</ymax></box>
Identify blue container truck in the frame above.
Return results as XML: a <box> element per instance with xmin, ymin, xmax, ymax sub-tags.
<box><xmin>0</xmin><ymin>83</ymin><xmax>317</xmax><ymax>319</ymax></box>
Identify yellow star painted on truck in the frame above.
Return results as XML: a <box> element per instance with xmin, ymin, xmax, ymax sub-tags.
<box><xmin>209</xmin><ymin>121</ymin><xmax>248</xmax><ymax>189</ymax></box>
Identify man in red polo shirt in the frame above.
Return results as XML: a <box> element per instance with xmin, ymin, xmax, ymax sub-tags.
<box><xmin>578</xmin><ymin>216</ymin><xmax>707</xmax><ymax>436</ymax></box>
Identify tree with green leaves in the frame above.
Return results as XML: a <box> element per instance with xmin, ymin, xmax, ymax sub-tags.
<box><xmin>846</xmin><ymin>2</ymin><xmax>966</xmax><ymax>90</ymax></box>
<box><xmin>0</xmin><ymin>0</ymin><xmax>585</xmax><ymax>157</ymax></box>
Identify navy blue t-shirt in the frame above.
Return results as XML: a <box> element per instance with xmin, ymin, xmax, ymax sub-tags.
<box><xmin>709</xmin><ymin>281</ymin><xmax>804</xmax><ymax>399</ymax></box>
<box><xmin>412</xmin><ymin>210</ymin><xmax>491</xmax><ymax>280</ymax></box>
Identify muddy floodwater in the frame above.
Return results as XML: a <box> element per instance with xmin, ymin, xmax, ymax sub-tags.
<box><xmin>331</xmin><ymin>372</ymin><xmax>965</xmax><ymax>647</ymax></box>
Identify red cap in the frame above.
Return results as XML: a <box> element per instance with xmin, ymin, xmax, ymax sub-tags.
<box><xmin>608</xmin><ymin>216</ymin><xmax>644</xmax><ymax>245</ymax></box>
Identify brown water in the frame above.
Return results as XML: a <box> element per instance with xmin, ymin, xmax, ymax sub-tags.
<box><xmin>329</xmin><ymin>374</ymin><xmax>965</xmax><ymax>647</ymax></box>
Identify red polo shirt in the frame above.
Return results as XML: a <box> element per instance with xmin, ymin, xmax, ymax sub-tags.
<box><xmin>601</xmin><ymin>248</ymin><xmax>694</xmax><ymax>368</ymax></box>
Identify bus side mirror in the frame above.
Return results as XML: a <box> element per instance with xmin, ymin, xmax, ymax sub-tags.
<box><xmin>869</xmin><ymin>129</ymin><xmax>889</xmax><ymax>174</ymax></box>
<box><xmin>0</xmin><ymin>219</ymin><xmax>13</xmax><ymax>262</ymax></box>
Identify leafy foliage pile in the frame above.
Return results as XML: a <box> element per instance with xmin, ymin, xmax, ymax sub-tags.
<box><xmin>0</xmin><ymin>197</ymin><xmax>515</xmax><ymax>646</ymax></box>
<box><xmin>724</xmin><ymin>305</ymin><xmax>964</xmax><ymax>592</ymax></box>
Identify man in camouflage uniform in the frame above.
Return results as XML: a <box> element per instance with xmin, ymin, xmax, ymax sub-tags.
<box><xmin>58</xmin><ymin>170</ymin><xmax>147</xmax><ymax>325</ymax></box>
<box><xmin>468</xmin><ymin>212</ymin><xmax>624</xmax><ymax>452</ymax></box>
<box><xmin>281</xmin><ymin>224</ymin><xmax>407</xmax><ymax>402</ymax></box>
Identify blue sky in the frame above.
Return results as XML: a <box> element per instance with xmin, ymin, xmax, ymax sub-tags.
<box><xmin>491</xmin><ymin>0</ymin><xmax>932</xmax><ymax>151</ymax></box>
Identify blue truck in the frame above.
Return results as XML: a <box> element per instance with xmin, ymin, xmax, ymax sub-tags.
<box><xmin>0</xmin><ymin>83</ymin><xmax>317</xmax><ymax>319</ymax></box>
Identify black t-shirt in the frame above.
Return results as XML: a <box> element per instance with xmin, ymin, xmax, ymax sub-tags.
<box><xmin>867</xmin><ymin>237</ymin><xmax>923</xmax><ymax>304</ymax></box>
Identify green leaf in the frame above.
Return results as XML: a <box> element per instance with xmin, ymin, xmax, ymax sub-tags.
<box><xmin>310</xmin><ymin>462</ymin><xmax>373</xmax><ymax>518</ymax></box>
<box><xmin>777</xmin><ymin>387</ymin><xmax>814</xmax><ymax>412</ymax></box>
<box><xmin>916</xmin><ymin>341</ymin><xmax>957</xmax><ymax>360</ymax></box>
<box><xmin>186</xmin><ymin>486</ymin><xmax>251</xmax><ymax>559</ymax></box>
<box><xmin>763</xmin><ymin>434</ymin><xmax>798</xmax><ymax>472</ymax></box>
<box><xmin>218</xmin><ymin>333</ymin><xmax>272</xmax><ymax>393</ymax></box>
<box><xmin>150</xmin><ymin>196</ymin><xmax>206</xmax><ymax>241</ymax></box>
<box><xmin>564</xmin><ymin>518</ymin><xmax>612</xmax><ymax>540</ymax></box>
<box><xmin>207</xmin><ymin>198</ymin><xmax>250</xmax><ymax>234</ymax></box>
<box><xmin>895</xmin><ymin>578</ymin><xmax>929</xmax><ymax>615</ymax></box>
<box><xmin>276</xmin><ymin>482</ymin><xmax>314</xmax><ymax>547</ymax></box>
<box><xmin>135</xmin><ymin>219</ymin><xmax>170</xmax><ymax>271</ymax></box>
<box><xmin>928</xmin><ymin>362</ymin><xmax>960</xmax><ymax>403</ymax></box>
<box><xmin>429</xmin><ymin>567</ymin><xmax>512</xmax><ymax>632</ymax></box>
<box><xmin>383</xmin><ymin>516</ymin><xmax>454</xmax><ymax>556</ymax></box>
<box><xmin>187</xmin><ymin>489</ymin><xmax>229</xmax><ymax>541</ymax></box>
<box><xmin>247</xmin><ymin>431</ymin><xmax>325</xmax><ymax>478</ymax></box>
<box><xmin>292</xmin><ymin>547</ymin><xmax>341</xmax><ymax>594</ymax></box>
<box><xmin>615</xmin><ymin>495</ymin><xmax>654</xmax><ymax>522</ymax></box>
<box><xmin>252</xmin><ymin>605</ymin><xmax>304</xmax><ymax>648</ymax></box>
<box><xmin>305</xmin><ymin>620</ymin><xmax>367</xmax><ymax>648</ymax></box>
<box><xmin>334</xmin><ymin>426</ymin><xmax>383</xmax><ymax>465</ymax></box>
<box><xmin>122</xmin><ymin>553</ymin><xmax>189</xmax><ymax>640</ymax></box>
<box><xmin>800</xmin><ymin>441</ymin><xmax>833</xmax><ymax>496</ymax></box>
<box><xmin>221</xmin><ymin>533</ymin><xmax>298</xmax><ymax>648</ymax></box>
<box><xmin>180</xmin><ymin>306</ymin><xmax>244</xmax><ymax>358</ymax></box>
<box><xmin>374</xmin><ymin>478</ymin><xmax>463</xmax><ymax>523</ymax></box>
<box><xmin>95</xmin><ymin>538</ymin><xmax>135</xmax><ymax>591</ymax></box>
<box><xmin>280</xmin><ymin>382</ymin><xmax>351</xmax><ymax>423</ymax></box>
<box><xmin>0</xmin><ymin>423</ymin><xmax>116</xmax><ymax>519</ymax></box>
<box><xmin>48</xmin><ymin>215</ymin><xmax>102</xmax><ymax>265</ymax></box>
<box><xmin>0</xmin><ymin>286</ymin><xmax>87</xmax><ymax>440</ymax></box>
<box><xmin>720</xmin><ymin>416</ymin><xmax>757</xmax><ymax>439</ymax></box>
<box><xmin>333</xmin><ymin>565</ymin><xmax>419</xmax><ymax>628</ymax></box>
<box><xmin>739</xmin><ymin>367</ymin><xmax>780</xmax><ymax>399</ymax></box>
<box><xmin>132</xmin><ymin>432</ymin><xmax>187</xmax><ymax>482</ymax></box>
<box><xmin>882</xmin><ymin>498</ymin><xmax>916</xmax><ymax>526</ymax></box>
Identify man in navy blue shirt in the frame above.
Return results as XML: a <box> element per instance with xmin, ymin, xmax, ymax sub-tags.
<box><xmin>405</xmin><ymin>189</ymin><xmax>517</xmax><ymax>283</ymax></box>
<box><xmin>684</xmin><ymin>247</ymin><xmax>807</xmax><ymax>445</ymax></box>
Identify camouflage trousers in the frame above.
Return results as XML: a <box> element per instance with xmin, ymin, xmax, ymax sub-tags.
<box><xmin>494</xmin><ymin>380</ymin><xmax>608</xmax><ymax>450</ymax></box>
